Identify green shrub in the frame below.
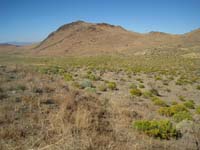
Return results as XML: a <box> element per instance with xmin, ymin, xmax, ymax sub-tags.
<box><xmin>197</xmin><ymin>85</ymin><xmax>200</xmax><ymax>90</ymax></box>
<box><xmin>98</xmin><ymin>83</ymin><xmax>107</xmax><ymax>92</ymax></box>
<box><xmin>86</xmin><ymin>73</ymin><xmax>100</xmax><ymax>81</ymax></box>
<box><xmin>39</xmin><ymin>66</ymin><xmax>65</xmax><ymax>75</ymax></box>
<box><xmin>171</xmin><ymin>104</ymin><xmax>188</xmax><ymax>114</ymax></box>
<box><xmin>176</xmin><ymin>77</ymin><xmax>190</xmax><ymax>86</ymax></box>
<box><xmin>136</xmin><ymin>78</ymin><xmax>143</xmax><ymax>83</ymax></box>
<box><xmin>195</xmin><ymin>106</ymin><xmax>200</xmax><ymax>114</ymax></box>
<box><xmin>171</xmin><ymin>101</ymin><xmax>178</xmax><ymax>105</ymax></box>
<box><xmin>158</xmin><ymin>104</ymin><xmax>188</xmax><ymax>117</ymax></box>
<box><xmin>80</xmin><ymin>79</ymin><xmax>93</xmax><ymax>89</ymax></box>
<box><xmin>150</xmin><ymin>88</ymin><xmax>160</xmax><ymax>96</ymax></box>
<box><xmin>71</xmin><ymin>81</ymin><xmax>81</xmax><ymax>89</ymax></box>
<box><xmin>107</xmin><ymin>82</ymin><xmax>117</xmax><ymax>90</ymax></box>
<box><xmin>173</xmin><ymin>111</ymin><xmax>193</xmax><ymax>122</ymax></box>
<box><xmin>158</xmin><ymin>107</ymin><xmax>171</xmax><ymax>116</ymax></box>
<box><xmin>139</xmin><ymin>84</ymin><xmax>145</xmax><ymax>88</ymax></box>
<box><xmin>152</xmin><ymin>97</ymin><xmax>168</xmax><ymax>107</ymax></box>
<box><xmin>130</xmin><ymin>88</ymin><xmax>142</xmax><ymax>97</ymax></box>
<box><xmin>183</xmin><ymin>100</ymin><xmax>195</xmax><ymax>109</ymax></box>
<box><xmin>120</xmin><ymin>78</ymin><xmax>126</xmax><ymax>82</ymax></box>
<box><xmin>133</xmin><ymin>120</ymin><xmax>179</xmax><ymax>139</ymax></box>
<box><xmin>38</xmin><ymin>67</ymin><xmax>49</xmax><ymax>74</ymax></box>
<box><xmin>168</xmin><ymin>76</ymin><xmax>174</xmax><ymax>81</ymax></box>
<box><xmin>176</xmin><ymin>80</ymin><xmax>183</xmax><ymax>86</ymax></box>
<box><xmin>179</xmin><ymin>95</ymin><xmax>185</xmax><ymax>101</ymax></box>
<box><xmin>155</xmin><ymin>76</ymin><xmax>162</xmax><ymax>81</ymax></box>
<box><xmin>143</xmin><ymin>91</ymin><xmax>154</xmax><ymax>98</ymax></box>
<box><xmin>129</xmin><ymin>83</ymin><xmax>137</xmax><ymax>89</ymax></box>
<box><xmin>63</xmin><ymin>73</ymin><xmax>73</xmax><ymax>81</ymax></box>
<box><xmin>85</xmin><ymin>87</ymin><xmax>96</xmax><ymax>93</ymax></box>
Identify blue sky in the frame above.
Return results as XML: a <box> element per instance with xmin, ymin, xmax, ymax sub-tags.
<box><xmin>0</xmin><ymin>0</ymin><xmax>200</xmax><ymax>42</ymax></box>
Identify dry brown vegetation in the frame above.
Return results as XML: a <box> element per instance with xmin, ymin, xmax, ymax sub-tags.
<box><xmin>0</xmin><ymin>21</ymin><xmax>200</xmax><ymax>150</ymax></box>
<box><xmin>0</xmin><ymin>60</ymin><xmax>200</xmax><ymax>150</ymax></box>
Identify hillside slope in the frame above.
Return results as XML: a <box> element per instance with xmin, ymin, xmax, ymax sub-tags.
<box><xmin>1</xmin><ymin>21</ymin><xmax>200</xmax><ymax>56</ymax></box>
<box><xmin>32</xmin><ymin>21</ymin><xmax>185</xmax><ymax>55</ymax></box>
<box><xmin>0</xmin><ymin>44</ymin><xmax>19</xmax><ymax>54</ymax></box>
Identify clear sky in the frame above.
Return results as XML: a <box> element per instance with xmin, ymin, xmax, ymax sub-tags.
<box><xmin>0</xmin><ymin>0</ymin><xmax>200</xmax><ymax>43</ymax></box>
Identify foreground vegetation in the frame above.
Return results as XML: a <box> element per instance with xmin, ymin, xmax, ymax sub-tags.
<box><xmin>0</xmin><ymin>53</ymin><xmax>200</xmax><ymax>150</ymax></box>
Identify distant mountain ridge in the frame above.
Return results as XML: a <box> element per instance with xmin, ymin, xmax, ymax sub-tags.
<box><xmin>1</xmin><ymin>21</ymin><xmax>200</xmax><ymax>55</ymax></box>
<box><xmin>0</xmin><ymin>42</ymin><xmax>35</xmax><ymax>46</ymax></box>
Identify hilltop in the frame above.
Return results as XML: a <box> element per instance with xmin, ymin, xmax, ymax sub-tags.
<box><xmin>31</xmin><ymin>21</ymin><xmax>200</xmax><ymax>56</ymax></box>
<box><xmin>0</xmin><ymin>21</ymin><xmax>200</xmax><ymax>56</ymax></box>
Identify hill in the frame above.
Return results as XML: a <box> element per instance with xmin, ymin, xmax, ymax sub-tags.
<box><xmin>30</xmin><ymin>21</ymin><xmax>199</xmax><ymax>56</ymax></box>
<box><xmin>0</xmin><ymin>44</ymin><xmax>20</xmax><ymax>54</ymax></box>
<box><xmin>32</xmin><ymin>21</ymin><xmax>141</xmax><ymax>55</ymax></box>
<box><xmin>0</xmin><ymin>21</ymin><xmax>200</xmax><ymax>150</ymax></box>
<box><xmin>1</xmin><ymin>21</ymin><xmax>200</xmax><ymax>56</ymax></box>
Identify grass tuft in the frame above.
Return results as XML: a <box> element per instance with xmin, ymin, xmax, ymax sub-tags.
<box><xmin>158</xmin><ymin>104</ymin><xmax>188</xmax><ymax>117</ymax></box>
<box><xmin>133</xmin><ymin>120</ymin><xmax>180</xmax><ymax>139</ymax></box>
<box><xmin>130</xmin><ymin>88</ymin><xmax>142</xmax><ymax>97</ymax></box>
<box><xmin>183</xmin><ymin>100</ymin><xmax>195</xmax><ymax>109</ymax></box>
<box><xmin>173</xmin><ymin>111</ymin><xmax>193</xmax><ymax>123</ymax></box>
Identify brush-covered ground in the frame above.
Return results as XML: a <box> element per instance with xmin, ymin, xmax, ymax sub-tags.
<box><xmin>0</xmin><ymin>51</ymin><xmax>200</xmax><ymax>150</ymax></box>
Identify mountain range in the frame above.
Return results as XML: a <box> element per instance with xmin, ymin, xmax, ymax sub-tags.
<box><xmin>1</xmin><ymin>20</ymin><xmax>200</xmax><ymax>56</ymax></box>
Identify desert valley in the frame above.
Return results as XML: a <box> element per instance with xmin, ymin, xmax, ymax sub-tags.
<box><xmin>0</xmin><ymin>20</ymin><xmax>200</xmax><ymax>150</ymax></box>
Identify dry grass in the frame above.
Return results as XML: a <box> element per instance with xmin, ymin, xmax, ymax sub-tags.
<box><xmin>0</xmin><ymin>57</ymin><xmax>200</xmax><ymax>150</ymax></box>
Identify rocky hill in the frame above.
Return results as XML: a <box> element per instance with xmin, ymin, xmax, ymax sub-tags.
<box><xmin>1</xmin><ymin>21</ymin><xmax>200</xmax><ymax>56</ymax></box>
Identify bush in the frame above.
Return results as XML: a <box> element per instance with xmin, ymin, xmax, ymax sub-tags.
<box><xmin>158</xmin><ymin>104</ymin><xmax>188</xmax><ymax>117</ymax></box>
<box><xmin>80</xmin><ymin>79</ymin><xmax>93</xmax><ymax>89</ymax></box>
<box><xmin>173</xmin><ymin>111</ymin><xmax>193</xmax><ymax>123</ymax></box>
<box><xmin>150</xmin><ymin>88</ymin><xmax>160</xmax><ymax>96</ymax></box>
<box><xmin>85</xmin><ymin>87</ymin><xmax>96</xmax><ymax>93</ymax></box>
<box><xmin>152</xmin><ymin>97</ymin><xmax>168</xmax><ymax>107</ymax></box>
<box><xmin>179</xmin><ymin>95</ymin><xmax>185</xmax><ymax>101</ymax></box>
<box><xmin>183</xmin><ymin>100</ymin><xmax>195</xmax><ymax>109</ymax></box>
<box><xmin>98</xmin><ymin>83</ymin><xmax>107</xmax><ymax>92</ymax></box>
<box><xmin>130</xmin><ymin>88</ymin><xmax>142</xmax><ymax>97</ymax></box>
<box><xmin>176</xmin><ymin>77</ymin><xmax>189</xmax><ymax>86</ymax></box>
<box><xmin>86</xmin><ymin>73</ymin><xmax>100</xmax><ymax>81</ymax></box>
<box><xmin>63</xmin><ymin>73</ymin><xmax>73</xmax><ymax>81</ymax></box>
<box><xmin>133</xmin><ymin>120</ymin><xmax>179</xmax><ymax>139</ymax></box>
<box><xmin>158</xmin><ymin>107</ymin><xmax>171</xmax><ymax>116</ymax></box>
<box><xmin>170</xmin><ymin>104</ymin><xmax>188</xmax><ymax>114</ymax></box>
<box><xmin>39</xmin><ymin>66</ymin><xmax>65</xmax><ymax>75</ymax></box>
<box><xmin>197</xmin><ymin>85</ymin><xmax>200</xmax><ymax>90</ymax></box>
<box><xmin>107</xmin><ymin>82</ymin><xmax>117</xmax><ymax>90</ymax></box>
<box><xmin>155</xmin><ymin>76</ymin><xmax>162</xmax><ymax>81</ymax></box>
<box><xmin>71</xmin><ymin>81</ymin><xmax>81</xmax><ymax>89</ymax></box>
<box><xmin>139</xmin><ymin>84</ymin><xmax>145</xmax><ymax>88</ymax></box>
<box><xmin>196</xmin><ymin>106</ymin><xmax>200</xmax><ymax>114</ymax></box>
<box><xmin>129</xmin><ymin>83</ymin><xmax>137</xmax><ymax>89</ymax></box>
<box><xmin>136</xmin><ymin>78</ymin><xmax>143</xmax><ymax>83</ymax></box>
<box><xmin>143</xmin><ymin>91</ymin><xmax>154</xmax><ymax>98</ymax></box>
<box><xmin>171</xmin><ymin>101</ymin><xmax>178</xmax><ymax>105</ymax></box>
